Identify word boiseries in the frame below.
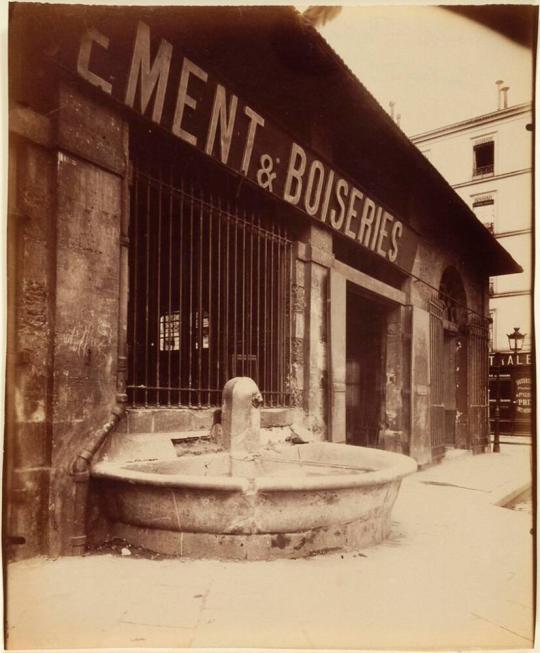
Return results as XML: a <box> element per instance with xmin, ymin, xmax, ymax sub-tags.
<box><xmin>76</xmin><ymin>20</ymin><xmax>416</xmax><ymax>269</ymax></box>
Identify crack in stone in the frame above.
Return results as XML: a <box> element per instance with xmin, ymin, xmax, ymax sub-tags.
<box><xmin>421</xmin><ymin>480</ymin><xmax>488</xmax><ymax>492</ymax></box>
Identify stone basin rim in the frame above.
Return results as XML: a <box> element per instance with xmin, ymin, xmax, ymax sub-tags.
<box><xmin>91</xmin><ymin>448</ymin><xmax>417</xmax><ymax>492</ymax></box>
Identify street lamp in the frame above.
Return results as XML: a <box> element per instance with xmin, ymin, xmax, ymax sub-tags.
<box><xmin>493</xmin><ymin>328</ymin><xmax>526</xmax><ymax>453</ymax></box>
<box><xmin>507</xmin><ymin>327</ymin><xmax>525</xmax><ymax>354</ymax></box>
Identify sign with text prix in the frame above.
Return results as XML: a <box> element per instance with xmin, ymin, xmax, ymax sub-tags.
<box><xmin>75</xmin><ymin>20</ymin><xmax>417</xmax><ymax>271</ymax></box>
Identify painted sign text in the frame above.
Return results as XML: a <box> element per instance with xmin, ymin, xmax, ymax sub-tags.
<box><xmin>76</xmin><ymin>20</ymin><xmax>417</xmax><ymax>270</ymax></box>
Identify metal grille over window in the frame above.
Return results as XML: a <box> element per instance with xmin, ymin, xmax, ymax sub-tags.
<box><xmin>128</xmin><ymin>138</ymin><xmax>294</xmax><ymax>408</ymax></box>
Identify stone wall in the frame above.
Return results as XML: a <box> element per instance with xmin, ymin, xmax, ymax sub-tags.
<box><xmin>48</xmin><ymin>84</ymin><xmax>127</xmax><ymax>556</ymax></box>
<box><xmin>7</xmin><ymin>111</ymin><xmax>57</xmax><ymax>559</ymax></box>
<box><xmin>407</xmin><ymin>236</ymin><xmax>488</xmax><ymax>465</ymax></box>
<box><xmin>298</xmin><ymin>226</ymin><xmax>333</xmax><ymax>440</ymax></box>
<box><xmin>381</xmin><ymin>304</ymin><xmax>410</xmax><ymax>454</ymax></box>
<box><xmin>7</xmin><ymin>83</ymin><xmax>129</xmax><ymax>557</ymax></box>
<box><xmin>291</xmin><ymin>257</ymin><xmax>306</xmax><ymax>410</ymax></box>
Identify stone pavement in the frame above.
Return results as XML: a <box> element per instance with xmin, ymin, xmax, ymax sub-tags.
<box><xmin>5</xmin><ymin>443</ymin><xmax>534</xmax><ymax>651</ymax></box>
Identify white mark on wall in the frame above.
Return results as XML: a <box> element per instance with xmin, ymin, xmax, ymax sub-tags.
<box><xmin>15</xmin><ymin>387</ymin><xmax>45</xmax><ymax>423</ymax></box>
<box><xmin>63</xmin><ymin>324</ymin><xmax>93</xmax><ymax>356</ymax></box>
<box><xmin>57</xmin><ymin>152</ymin><xmax>78</xmax><ymax>167</ymax></box>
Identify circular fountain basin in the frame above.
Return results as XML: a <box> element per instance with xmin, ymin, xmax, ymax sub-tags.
<box><xmin>92</xmin><ymin>442</ymin><xmax>416</xmax><ymax>560</ymax></box>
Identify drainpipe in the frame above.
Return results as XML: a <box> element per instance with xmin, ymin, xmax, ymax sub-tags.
<box><xmin>69</xmin><ymin>124</ymin><xmax>131</xmax><ymax>555</ymax></box>
<box><xmin>69</xmin><ymin>404</ymin><xmax>126</xmax><ymax>554</ymax></box>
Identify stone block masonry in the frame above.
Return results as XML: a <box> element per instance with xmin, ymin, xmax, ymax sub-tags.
<box><xmin>7</xmin><ymin>117</ymin><xmax>57</xmax><ymax>559</ymax></box>
<box><xmin>7</xmin><ymin>83</ymin><xmax>129</xmax><ymax>558</ymax></box>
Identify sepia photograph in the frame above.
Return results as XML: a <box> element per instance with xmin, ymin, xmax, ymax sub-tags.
<box><xmin>4</xmin><ymin>1</ymin><xmax>536</xmax><ymax>650</ymax></box>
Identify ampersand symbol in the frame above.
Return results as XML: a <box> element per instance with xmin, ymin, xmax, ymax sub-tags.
<box><xmin>256</xmin><ymin>154</ymin><xmax>277</xmax><ymax>192</ymax></box>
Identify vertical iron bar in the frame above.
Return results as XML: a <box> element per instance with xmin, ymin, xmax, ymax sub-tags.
<box><xmin>188</xmin><ymin>181</ymin><xmax>194</xmax><ymax>406</ymax></box>
<box><xmin>288</xmin><ymin>241</ymin><xmax>293</xmax><ymax>406</ymax></box>
<box><xmin>263</xmin><ymin>231</ymin><xmax>268</xmax><ymax>402</ymax></box>
<box><xmin>156</xmin><ymin>162</ymin><xmax>162</xmax><ymax>406</ymax></box>
<box><xmin>224</xmin><ymin>200</ymin><xmax>230</xmax><ymax>382</ymax></box>
<box><xmin>131</xmin><ymin>170</ymin><xmax>139</xmax><ymax>407</ymax></box>
<box><xmin>167</xmin><ymin>163</ymin><xmax>173</xmax><ymax>406</ymax></box>
<box><xmin>216</xmin><ymin>196</ymin><xmax>222</xmax><ymax>396</ymax></box>
<box><xmin>207</xmin><ymin>194</ymin><xmax>213</xmax><ymax>405</ymax></box>
<box><xmin>178</xmin><ymin>176</ymin><xmax>184</xmax><ymax>406</ymax></box>
<box><xmin>248</xmin><ymin>211</ymin><xmax>254</xmax><ymax>382</ymax></box>
<box><xmin>281</xmin><ymin>232</ymin><xmax>286</xmax><ymax>404</ymax></box>
<box><xmin>144</xmin><ymin>170</ymin><xmax>151</xmax><ymax>407</ymax></box>
<box><xmin>198</xmin><ymin>185</ymin><xmax>203</xmax><ymax>407</ymax></box>
<box><xmin>277</xmin><ymin>228</ymin><xmax>283</xmax><ymax>404</ymax></box>
<box><xmin>279</xmin><ymin>230</ymin><xmax>284</xmax><ymax>405</ymax></box>
<box><xmin>269</xmin><ymin>226</ymin><xmax>275</xmax><ymax>406</ymax></box>
<box><xmin>255</xmin><ymin>214</ymin><xmax>261</xmax><ymax>387</ymax></box>
<box><xmin>241</xmin><ymin>209</ymin><xmax>246</xmax><ymax>376</ymax></box>
<box><xmin>233</xmin><ymin>207</ymin><xmax>238</xmax><ymax>377</ymax></box>
<box><xmin>276</xmin><ymin>230</ymin><xmax>281</xmax><ymax>404</ymax></box>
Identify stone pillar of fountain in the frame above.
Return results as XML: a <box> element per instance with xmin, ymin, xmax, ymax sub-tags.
<box><xmin>222</xmin><ymin>378</ymin><xmax>263</xmax><ymax>476</ymax></box>
<box><xmin>222</xmin><ymin>377</ymin><xmax>263</xmax><ymax>452</ymax></box>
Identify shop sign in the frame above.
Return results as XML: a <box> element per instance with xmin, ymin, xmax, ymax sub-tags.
<box><xmin>514</xmin><ymin>376</ymin><xmax>532</xmax><ymax>415</ymax></box>
<box><xmin>489</xmin><ymin>352</ymin><xmax>532</xmax><ymax>368</ymax></box>
<box><xmin>74</xmin><ymin>20</ymin><xmax>417</xmax><ymax>272</ymax></box>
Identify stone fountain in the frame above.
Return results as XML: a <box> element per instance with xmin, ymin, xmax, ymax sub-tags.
<box><xmin>91</xmin><ymin>377</ymin><xmax>417</xmax><ymax>559</ymax></box>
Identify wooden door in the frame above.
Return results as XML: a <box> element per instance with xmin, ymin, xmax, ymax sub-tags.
<box><xmin>468</xmin><ymin>319</ymin><xmax>489</xmax><ymax>450</ymax></box>
<box><xmin>346</xmin><ymin>292</ymin><xmax>384</xmax><ymax>447</ymax></box>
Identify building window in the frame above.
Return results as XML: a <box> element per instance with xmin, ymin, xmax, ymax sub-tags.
<box><xmin>472</xmin><ymin>194</ymin><xmax>495</xmax><ymax>232</ymax></box>
<box><xmin>473</xmin><ymin>140</ymin><xmax>494</xmax><ymax>177</ymax></box>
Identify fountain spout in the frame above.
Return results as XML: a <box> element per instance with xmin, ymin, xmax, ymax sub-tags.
<box><xmin>221</xmin><ymin>377</ymin><xmax>263</xmax><ymax>454</ymax></box>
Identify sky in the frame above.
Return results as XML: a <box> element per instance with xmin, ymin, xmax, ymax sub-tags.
<box><xmin>317</xmin><ymin>5</ymin><xmax>535</xmax><ymax>136</ymax></box>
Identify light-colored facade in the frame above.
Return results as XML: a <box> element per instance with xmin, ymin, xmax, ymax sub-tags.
<box><xmin>410</xmin><ymin>101</ymin><xmax>533</xmax><ymax>354</ymax></box>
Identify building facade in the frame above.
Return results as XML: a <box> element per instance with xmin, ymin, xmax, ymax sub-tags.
<box><xmin>7</xmin><ymin>5</ymin><xmax>520</xmax><ymax>559</ymax></box>
<box><xmin>411</xmin><ymin>97</ymin><xmax>533</xmax><ymax>435</ymax></box>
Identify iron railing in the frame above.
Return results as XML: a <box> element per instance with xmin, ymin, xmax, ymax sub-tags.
<box><xmin>127</xmin><ymin>153</ymin><xmax>294</xmax><ymax>408</ymax></box>
<box><xmin>473</xmin><ymin>163</ymin><xmax>494</xmax><ymax>177</ymax></box>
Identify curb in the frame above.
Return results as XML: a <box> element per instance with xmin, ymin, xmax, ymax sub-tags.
<box><xmin>491</xmin><ymin>480</ymin><xmax>532</xmax><ymax>508</ymax></box>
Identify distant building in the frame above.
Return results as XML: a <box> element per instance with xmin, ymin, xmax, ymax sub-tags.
<box><xmin>411</xmin><ymin>91</ymin><xmax>533</xmax><ymax>436</ymax></box>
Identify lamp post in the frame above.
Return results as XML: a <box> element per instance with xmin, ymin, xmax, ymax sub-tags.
<box><xmin>493</xmin><ymin>366</ymin><xmax>501</xmax><ymax>453</ymax></box>
<box><xmin>493</xmin><ymin>328</ymin><xmax>526</xmax><ymax>453</ymax></box>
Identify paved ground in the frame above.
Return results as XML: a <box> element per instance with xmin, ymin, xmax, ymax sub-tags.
<box><xmin>5</xmin><ymin>443</ymin><xmax>534</xmax><ymax>651</ymax></box>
